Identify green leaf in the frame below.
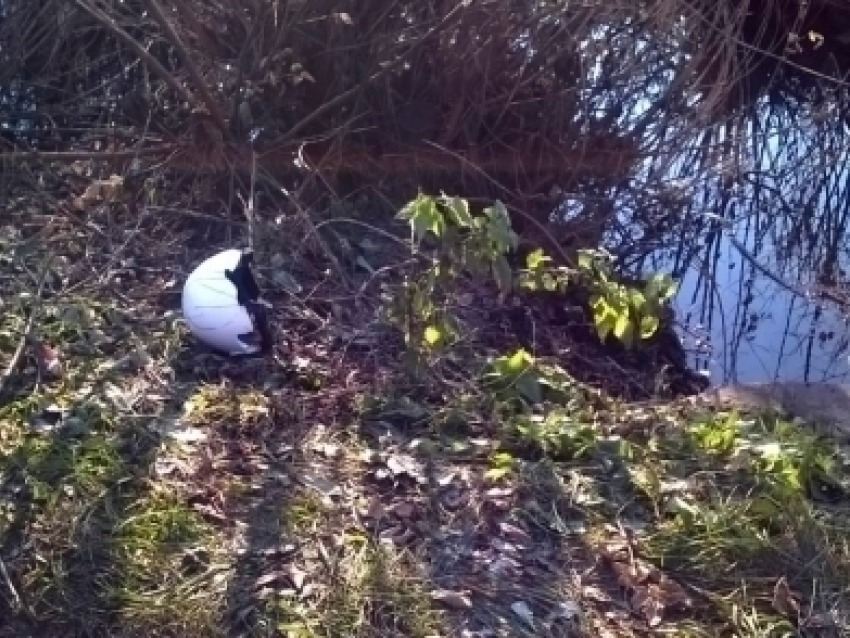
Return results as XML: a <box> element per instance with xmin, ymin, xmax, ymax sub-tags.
<box><xmin>596</xmin><ymin>313</ymin><xmax>615</xmax><ymax>342</ymax></box>
<box><xmin>396</xmin><ymin>193</ymin><xmax>425</xmax><ymax>221</ymax></box>
<box><xmin>442</xmin><ymin>196</ymin><xmax>473</xmax><ymax>227</ymax></box>
<box><xmin>618</xmin><ymin>321</ymin><xmax>635</xmax><ymax>349</ymax></box>
<box><xmin>613</xmin><ymin>312</ymin><xmax>631</xmax><ymax>340</ymax></box>
<box><xmin>525</xmin><ymin>248</ymin><xmax>550</xmax><ymax>270</ymax></box>
<box><xmin>491</xmin><ymin>451</ymin><xmax>515</xmax><ymax>466</ymax></box>
<box><xmin>506</xmin><ymin>349</ymin><xmax>534</xmax><ymax>371</ymax></box>
<box><xmin>639</xmin><ymin>314</ymin><xmax>660</xmax><ymax>339</ymax></box>
<box><xmin>628</xmin><ymin>288</ymin><xmax>646</xmax><ymax>310</ymax></box>
<box><xmin>629</xmin><ymin>464</ymin><xmax>661</xmax><ymax>500</ymax></box>
<box><xmin>423</xmin><ymin>325</ymin><xmax>442</xmax><ymax>345</ymax></box>
<box><xmin>398</xmin><ymin>194</ymin><xmax>445</xmax><ymax>241</ymax></box>
<box><xmin>427</xmin><ymin>208</ymin><xmax>446</xmax><ymax>238</ymax></box>
<box><xmin>576</xmin><ymin>250</ymin><xmax>593</xmax><ymax>270</ymax></box>
<box><xmin>482</xmin><ymin>201</ymin><xmax>518</xmax><ymax>252</ymax></box>
<box><xmin>491</xmin><ymin>256</ymin><xmax>513</xmax><ymax>295</ymax></box>
<box><xmin>590</xmin><ymin>293</ymin><xmax>609</xmax><ymax>314</ymax></box>
<box><xmin>484</xmin><ymin>465</ymin><xmax>513</xmax><ymax>481</ymax></box>
<box><xmin>645</xmin><ymin>272</ymin><xmax>678</xmax><ymax>302</ymax></box>
<box><xmin>515</xmin><ymin>373</ymin><xmax>543</xmax><ymax>404</ymax></box>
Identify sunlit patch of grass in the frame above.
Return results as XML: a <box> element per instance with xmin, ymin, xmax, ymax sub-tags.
<box><xmin>633</xmin><ymin>409</ymin><xmax>850</xmax><ymax>635</ymax></box>
<box><xmin>267</xmin><ymin>536</ymin><xmax>446</xmax><ymax>638</ymax></box>
<box><xmin>107</xmin><ymin>487</ymin><xmax>225</xmax><ymax>635</ymax></box>
<box><xmin>21</xmin><ymin>432</ymin><xmax>123</xmax><ymax>496</ymax></box>
<box><xmin>0</xmin><ymin>392</ymin><xmax>49</xmax><ymax>451</ymax></box>
<box><xmin>21</xmin><ymin>471</ymin><xmax>226</xmax><ymax>635</ymax></box>
<box><xmin>0</xmin><ymin>392</ymin><xmax>227</xmax><ymax>636</ymax></box>
<box><xmin>183</xmin><ymin>383</ymin><xmax>271</xmax><ymax>426</ymax></box>
<box><xmin>491</xmin><ymin>392</ymin><xmax>850</xmax><ymax>635</ymax></box>
<box><xmin>282</xmin><ymin>489</ymin><xmax>327</xmax><ymax>535</ymax></box>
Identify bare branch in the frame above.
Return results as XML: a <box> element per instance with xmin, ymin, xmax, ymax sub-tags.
<box><xmin>74</xmin><ymin>0</ymin><xmax>196</xmax><ymax>107</ymax></box>
<box><xmin>139</xmin><ymin>0</ymin><xmax>228</xmax><ymax>134</ymax></box>
<box><xmin>0</xmin><ymin>256</ymin><xmax>54</xmax><ymax>400</ymax></box>
<box><xmin>281</xmin><ymin>2</ymin><xmax>467</xmax><ymax>141</ymax></box>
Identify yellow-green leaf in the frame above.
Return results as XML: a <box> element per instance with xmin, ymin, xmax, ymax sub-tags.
<box><xmin>507</xmin><ymin>349</ymin><xmax>533</xmax><ymax>371</ymax></box>
<box><xmin>423</xmin><ymin>325</ymin><xmax>442</xmax><ymax>345</ymax></box>
<box><xmin>613</xmin><ymin>312</ymin><xmax>630</xmax><ymax>340</ymax></box>
<box><xmin>639</xmin><ymin>314</ymin><xmax>660</xmax><ymax>339</ymax></box>
<box><xmin>596</xmin><ymin>316</ymin><xmax>613</xmax><ymax>342</ymax></box>
<box><xmin>491</xmin><ymin>451</ymin><xmax>515</xmax><ymax>466</ymax></box>
<box><xmin>443</xmin><ymin>195</ymin><xmax>473</xmax><ymax>227</ymax></box>
<box><xmin>525</xmin><ymin>248</ymin><xmax>550</xmax><ymax>270</ymax></box>
<box><xmin>484</xmin><ymin>466</ymin><xmax>513</xmax><ymax>481</ymax></box>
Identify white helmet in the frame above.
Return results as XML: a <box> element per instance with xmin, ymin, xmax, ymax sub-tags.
<box><xmin>181</xmin><ymin>248</ymin><xmax>272</xmax><ymax>356</ymax></box>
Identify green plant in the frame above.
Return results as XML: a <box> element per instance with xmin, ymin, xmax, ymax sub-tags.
<box><xmin>510</xmin><ymin>409</ymin><xmax>598</xmax><ymax>460</ymax></box>
<box><xmin>516</xmin><ymin>247</ymin><xmax>570</xmax><ymax>293</ymax></box>
<box><xmin>481</xmin><ymin>348</ymin><xmax>543</xmax><ymax>404</ymax></box>
<box><xmin>518</xmin><ymin>246</ymin><xmax>678</xmax><ymax>349</ymax></box>
<box><xmin>481</xmin><ymin>348</ymin><xmax>578</xmax><ymax>407</ymax></box>
<box><xmin>385</xmin><ymin>193</ymin><xmax>518</xmax><ymax>359</ymax></box>
<box><xmin>576</xmin><ymin>249</ymin><xmax>678</xmax><ymax>348</ymax></box>
<box><xmin>689</xmin><ymin>411</ymin><xmax>840</xmax><ymax>501</ymax></box>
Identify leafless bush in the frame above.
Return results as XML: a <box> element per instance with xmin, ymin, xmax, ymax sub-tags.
<box><xmin>2</xmin><ymin>0</ymin><xmax>850</xmax><ymax>269</ymax></box>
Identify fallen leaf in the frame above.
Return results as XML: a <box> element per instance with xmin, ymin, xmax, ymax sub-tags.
<box><xmin>258</xmin><ymin>544</ymin><xmax>297</xmax><ymax>559</ymax></box>
<box><xmin>358</xmin><ymin>449</ymin><xmax>380</xmax><ymax>463</ymax></box>
<box><xmin>165</xmin><ymin>424</ymin><xmax>208</xmax><ymax>444</ymax></box>
<box><xmin>284</xmin><ymin>564</ymin><xmax>308</xmax><ymax>591</ymax></box>
<box><xmin>363</xmin><ymin>495</ymin><xmax>385</xmax><ymax>519</ymax></box>
<box><xmin>190</xmin><ymin>501</ymin><xmax>227</xmax><ymax>523</ymax></box>
<box><xmin>582</xmin><ymin>585</ymin><xmax>613</xmax><ymax>603</ymax></box>
<box><xmin>29</xmin><ymin>404</ymin><xmax>66</xmax><ymax>433</ymax></box>
<box><xmin>333</xmin><ymin>11</ymin><xmax>353</xmax><ymax>25</ymax></box>
<box><xmin>772</xmin><ymin>576</ymin><xmax>801</xmax><ymax>619</ymax></box>
<box><xmin>499</xmin><ymin>521</ymin><xmax>530</xmax><ymax>543</ymax></box>
<box><xmin>430</xmin><ymin>589</ymin><xmax>473</xmax><ymax>610</ymax></box>
<box><xmin>33</xmin><ymin>340</ymin><xmax>63</xmax><ymax>378</ymax></box>
<box><xmin>300</xmin><ymin>469</ymin><xmax>342</xmax><ymax>498</ymax></box>
<box><xmin>271</xmin><ymin>268</ymin><xmax>302</xmax><ymax>293</ymax></box>
<box><xmin>435</xmin><ymin>470</ymin><xmax>458</xmax><ymax>486</ymax></box>
<box><xmin>487</xmin><ymin>554</ymin><xmax>520</xmax><ymax>577</ymax></box>
<box><xmin>441</xmin><ymin>488</ymin><xmax>467</xmax><ymax>510</ymax></box>
<box><xmin>317</xmin><ymin>443</ymin><xmax>341</xmax><ymax>459</ymax></box>
<box><xmin>386</xmin><ymin>453</ymin><xmax>427</xmax><ymax>483</ymax></box>
<box><xmin>656</xmin><ymin>575</ymin><xmax>693</xmax><ymax>611</ymax></box>
<box><xmin>154</xmin><ymin>457</ymin><xmax>191</xmax><ymax>478</ymax></box>
<box><xmin>254</xmin><ymin>572</ymin><xmax>287</xmax><ymax>589</ymax></box>
<box><xmin>632</xmin><ymin>586</ymin><xmax>665</xmax><ymax>627</ymax></box>
<box><xmin>390</xmin><ymin>501</ymin><xmax>416</xmax><ymax>518</ymax></box>
<box><xmin>546</xmin><ymin>599</ymin><xmax>582</xmax><ymax>626</ymax></box>
<box><xmin>378</xmin><ymin>524</ymin><xmax>412</xmax><ymax>545</ymax></box>
<box><xmin>801</xmin><ymin>611</ymin><xmax>838</xmax><ymax>630</ymax></box>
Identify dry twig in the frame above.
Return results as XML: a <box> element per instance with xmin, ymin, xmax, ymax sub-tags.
<box><xmin>0</xmin><ymin>257</ymin><xmax>54</xmax><ymax>400</ymax></box>
<box><xmin>140</xmin><ymin>0</ymin><xmax>227</xmax><ymax>133</ymax></box>
<box><xmin>74</xmin><ymin>0</ymin><xmax>196</xmax><ymax>108</ymax></box>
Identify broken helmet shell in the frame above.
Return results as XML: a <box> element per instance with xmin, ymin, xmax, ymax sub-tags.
<box><xmin>181</xmin><ymin>248</ymin><xmax>272</xmax><ymax>356</ymax></box>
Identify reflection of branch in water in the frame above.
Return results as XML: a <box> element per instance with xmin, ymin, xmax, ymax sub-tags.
<box><xmin>726</xmin><ymin>233</ymin><xmax>849</xmax><ymax>311</ymax></box>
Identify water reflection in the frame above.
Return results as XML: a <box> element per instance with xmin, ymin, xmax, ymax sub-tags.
<box><xmin>675</xmin><ymin>228</ymin><xmax>850</xmax><ymax>385</ymax></box>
